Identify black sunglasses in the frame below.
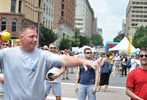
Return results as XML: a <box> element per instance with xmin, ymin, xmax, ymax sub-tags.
<box><xmin>50</xmin><ymin>47</ymin><xmax>56</xmax><ymax>49</ymax></box>
<box><xmin>139</xmin><ymin>54</ymin><xmax>147</xmax><ymax>58</ymax></box>
<box><xmin>85</xmin><ymin>52</ymin><xmax>92</xmax><ymax>54</ymax></box>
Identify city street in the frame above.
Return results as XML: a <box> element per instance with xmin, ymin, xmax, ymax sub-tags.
<box><xmin>47</xmin><ymin>68</ymin><xmax>130</xmax><ymax>100</ymax></box>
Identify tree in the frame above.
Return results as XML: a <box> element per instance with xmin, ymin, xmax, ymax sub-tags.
<box><xmin>91</xmin><ymin>34</ymin><xmax>103</xmax><ymax>46</ymax></box>
<box><xmin>39</xmin><ymin>26</ymin><xmax>58</xmax><ymax>47</ymax></box>
<box><xmin>113</xmin><ymin>34</ymin><xmax>125</xmax><ymax>42</ymax></box>
<box><xmin>78</xmin><ymin>35</ymin><xmax>90</xmax><ymax>47</ymax></box>
<box><xmin>74</xmin><ymin>27</ymin><xmax>80</xmax><ymax>41</ymax></box>
<box><xmin>59</xmin><ymin>38</ymin><xmax>70</xmax><ymax>50</ymax></box>
<box><xmin>132</xmin><ymin>26</ymin><xmax>147</xmax><ymax>48</ymax></box>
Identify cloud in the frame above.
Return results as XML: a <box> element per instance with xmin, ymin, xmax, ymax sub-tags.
<box><xmin>89</xmin><ymin>0</ymin><xmax>129</xmax><ymax>44</ymax></box>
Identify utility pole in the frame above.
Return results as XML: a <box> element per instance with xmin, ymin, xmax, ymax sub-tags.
<box><xmin>37</xmin><ymin>0</ymin><xmax>41</xmax><ymax>48</ymax></box>
<box><xmin>37</xmin><ymin>11</ymin><xmax>40</xmax><ymax>48</ymax></box>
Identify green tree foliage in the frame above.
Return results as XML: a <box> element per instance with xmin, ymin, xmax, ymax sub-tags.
<box><xmin>39</xmin><ymin>26</ymin><xmax>58</xmax><ymax>47</ymax></box>
<box><xmin>78</xmin><ymin>35</ymin><xmax>90</xmax><ymax>47</ymax></box>
<box><xmin>59</xmin><ymin>38</ymin><xmax>70</xmax><ymax>50</ymax></box>
<box><xmin>75</xmin><ymin>27</ymin><xmax>80</xmax><ymax>41</ymax></box>
<box><xmin>132</xmin><ymin>26</ymin><xmax>147</xmax><ymax>48</ymax></box>
<box><xmin>91</xmin><ymin>34</ymin><xmax>103</xmax><ymax>46</ymax></box>
<box><xmin>68</xmin><ymin>37</ymin><xmax>80</xmax><ymax>47</ymax></box>
<box><xmin>113</xmin><ymin>34</ymin><xmax>125</xmax><ymax>42</ymax></box>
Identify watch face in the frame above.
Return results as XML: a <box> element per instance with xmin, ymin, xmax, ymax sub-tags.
<box><xmin>48</xmin><ymin>73</ymin><xmax>54</xmax><ymax>81</ymax></box>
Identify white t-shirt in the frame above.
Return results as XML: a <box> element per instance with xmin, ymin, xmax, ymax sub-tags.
<box><xmin>0</xmin><ymin>46</ymin><xmax>62</xmax><ymax>100</ymax></box>
<box><xmin>47</xmin><ymin>67</ymin><xmax>61</xmax><ymax>83</ymax></box>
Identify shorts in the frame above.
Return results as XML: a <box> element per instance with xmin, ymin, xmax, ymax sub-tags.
<box><xmin>44</xmin><ymin>80</ymin><xmax>61</xmax><ymax>96</ymax></box>
<box><xmin>115</xmin><ymin>63</ymin><xmax>119</xmax><ymax>67</ymax></box>
<box><xmin>0</xmin><ymin>92</ymin><xmax>4</xmax><ymax>100</ymax></box>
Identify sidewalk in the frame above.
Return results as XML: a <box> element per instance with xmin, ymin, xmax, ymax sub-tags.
<box><xmin>47</xmin><ymin>82</ymin><xmax>130</xmax><ymax>100</ymax></box>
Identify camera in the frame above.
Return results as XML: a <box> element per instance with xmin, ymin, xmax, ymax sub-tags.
<box><xmin>47</xmin><ymin>73</ymin><xmax>54</xmax><ymax>81</ymax></box>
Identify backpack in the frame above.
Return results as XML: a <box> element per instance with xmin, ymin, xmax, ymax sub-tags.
<box><xmin>126</xmin><ymin>58</ymin><xmax>131</xmax><ymax>68</ymax></box>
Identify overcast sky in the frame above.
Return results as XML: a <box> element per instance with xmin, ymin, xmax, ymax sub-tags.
<box><xmin>89</xmin><ymin>0</ymin><xmax>129</xmax><ymax>45</ymax></box>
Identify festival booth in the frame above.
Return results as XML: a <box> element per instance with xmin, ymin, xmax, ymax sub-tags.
<box><xmin>109</xmin><ymin>37</ymin><xmax>136</xmax><ymax>53</ymax></box>
<box><xmin>132</xmin><ymin>48</ymin><xmax>140</xmax><ymax>54</ymax></box>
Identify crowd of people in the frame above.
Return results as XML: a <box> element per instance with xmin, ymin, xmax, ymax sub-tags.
<box><xmin>0</xmin><ymin>26</ymin><xmax>146</xmax><ymax>100</ymax></box>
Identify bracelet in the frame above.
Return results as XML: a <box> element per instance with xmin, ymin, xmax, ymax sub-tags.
<box><xmin>75</xmin><ymin>84</ymin><xmax>78</xmax><ymax>88</ymax></box>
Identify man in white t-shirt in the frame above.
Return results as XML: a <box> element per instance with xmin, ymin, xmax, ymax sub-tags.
<box><xmin>44</xmin><ymin>43</ymin><xmax>65</xmax><ymax>100</ymax></box>
<box><xmin>0</xmin><ymin>26</ymin><xmax>98</xmax><ymax>100</ymax></box>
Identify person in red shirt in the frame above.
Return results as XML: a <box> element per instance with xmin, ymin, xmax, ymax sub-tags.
<box><xmin>126</xmin><ymin>48</ymin><xmax>147</xmax><ymax>100</ymax></box>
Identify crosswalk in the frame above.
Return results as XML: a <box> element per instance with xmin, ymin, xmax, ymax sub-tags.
<box><xmin>47</xmin><ymin>96</ymin><xmax>78</xmax><ymax>100</ymax></box>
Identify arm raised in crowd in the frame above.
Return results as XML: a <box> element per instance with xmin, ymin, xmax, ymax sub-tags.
<box><xmin>60</xmin><ymin>55</ymin><xmax>97</xmax><ymax>71</ymax></box>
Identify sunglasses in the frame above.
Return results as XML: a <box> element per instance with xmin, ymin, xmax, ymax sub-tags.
<box><xmin>2</xmin><ymin>44</ymin><xmax>9</xmax><ymax>46</ymax></box>
<box><xmin>50</xmin><ymin>47</ymin><xmax>56</xmax><ymax>49</ymax></box>
<box><xmin>85</xmin><ymin>52</ymin><xmax>92</xmax><ymax>54</ymax></box>
<box><xmin>139</xmin><ymin>54</ymin><xmax>147</xmax><ymax>58</ymax></box>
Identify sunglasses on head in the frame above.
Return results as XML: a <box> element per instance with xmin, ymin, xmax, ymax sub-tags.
<box><xmin>139</xmin><ymin>54</ymin><xmax>147</xmax><ymax>58</ymax></box>
<box><xmin>50</xmin><ymin>47</ymin><xmax>56</xmax><ymax>49</ymax></box>
<box><xmin>84</xmin><ymin>52</ymin><xmax>92</xmax><ymax>54</ymax></box>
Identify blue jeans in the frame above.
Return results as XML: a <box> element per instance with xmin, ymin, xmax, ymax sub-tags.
<box><xmin>78</xmin><ymin>84</ymin><xmax>96</xmax><ymax>100</ymax></box>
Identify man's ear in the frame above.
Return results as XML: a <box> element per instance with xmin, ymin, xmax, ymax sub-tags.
<box><xmin>19</xmin><ymin>34</ymin><xmax>24</xmax><ymax>41</ymax></box>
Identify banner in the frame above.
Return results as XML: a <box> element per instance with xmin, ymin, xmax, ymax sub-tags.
<box><xmin>10</xmin><ymin>39</ymin><xmax>20</xmax><ymax>47</ymax></box>
<box><xmin>127</xmin><ymin>36</ymin><xmax>132</xmax><ymax>55</ymax></box>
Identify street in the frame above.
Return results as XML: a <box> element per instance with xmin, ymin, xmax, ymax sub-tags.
<box><xmin>47</xmin><ymin>68</ymin><xmax>130</xmax><ymax>100</ymax></box>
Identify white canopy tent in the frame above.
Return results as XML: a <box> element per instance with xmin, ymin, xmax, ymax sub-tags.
<box><xmin>76</xmin><ymin>45</ymin><xmax>96</xmax><ymax>53</ymax></box>
<box><xmin>109</xmin><ymin>37</ymin><xmax>136</xmax><ymax>53</ymax></box>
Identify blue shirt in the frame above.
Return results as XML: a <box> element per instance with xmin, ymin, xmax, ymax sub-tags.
<box><xmin>79</xmin><ymin>65</ymin><xmax>95</xmax><ymax>85</ymax></box>
<box><xmin>0</xmin><ymin>47</ymin><xmax>61</xmax><ymax>100</ymax></box>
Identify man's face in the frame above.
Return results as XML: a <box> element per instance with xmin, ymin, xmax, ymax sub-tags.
<box><xmin>139</xmin><ymin>50</ymin><xmax>147</xmax><ymax>66</ymax></box>
<box><xmin>20</xmin><ymin>29</ymin><xmax>37</xmax><ymax>51</ymax></box>
<box><xmin>48</xmin><ymin>44</ymin><xmax>56</xmax><ymax>53</ymax></box>
<box><xmin>84</xmin><ymin>50</ymin><xmax>92</xmax><ymax>59</ymax></box>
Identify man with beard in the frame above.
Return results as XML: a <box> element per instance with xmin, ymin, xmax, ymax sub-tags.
<box><xmin>126</xmin><ymin>48</ymin><xmax>147</xmax><ymax>100</ymax></box>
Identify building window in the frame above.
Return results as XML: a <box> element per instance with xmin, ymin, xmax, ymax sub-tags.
<box><xmin>1</xmin><ymin>18</ymin><xmax>7</xmax><ymax>31</ymax></box>
<box><xmin>11</xmin><ymin>0</ymin><xmax>16</xmax><ymax>12</ymax></box>
<box><xmin>12</xmin><ymin>19</ymin><xmax>17</xmax><ymax>32</ymax></box>
<box><xmin>18</xmin><ymin>0</ymin><xmax>22</xmax><ymax>13</ymax></box>
<box><xmin>38</xmin><ymin>0</ymin><xmax>41</xmax><ymax>7</ymax></box>
<box><xmin>63</xmin><ymin>33</ymin><xmax>65</xmax><ymax>38</ymax></box>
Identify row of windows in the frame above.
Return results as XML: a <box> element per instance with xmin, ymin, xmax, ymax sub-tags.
<box><xmin>132</xmin><ymin>15</ymin><xmax>147</xmax><ymax>18</ymax></box>
<box><xmin>131</xmin><ymin>23</ymin><xmax>138</xmax><ymax>26</ymax></box>
<box><xmin>132</xmin><ymin>6</ymin><xmax>147</xmax><ymax>9</ymax></box>
<box><xmin>132</xmin><ymin>1</ymin><xmax>147</xmax><ymax>5</ymax></box>
<box><xmin>75</xmin><ymin>23</ymin><xmax>83</xmax><ymax>25</ymax></box>
<box><xmin>132</xmin><ymin>10</ymin><xmax>147</xmax><ymax>13</ymax></box>
<box><xmin>131</xmin><ymin>19</ymin><xmax>147</xmax><ymax>22</ymax></box>
<box><xmin>75</xmin><ymin>18</ymin><xmax>83</xmax><ymax>21</ymax></box>
<box><xmin>0</xmin><ymin>18</ymin><xmax>17</xmax><ymax>32</ymax></box>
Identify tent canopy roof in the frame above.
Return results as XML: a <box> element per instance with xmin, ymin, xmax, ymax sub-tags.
<box><xmin>109</xmin><ymin>37</ymin><xmax>136</xmax><ymax>52</ymax></box>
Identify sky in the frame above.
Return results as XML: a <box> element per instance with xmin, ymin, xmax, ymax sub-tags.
<box><xmin>89</xmin><ymin>0</ymin><xmax>129</xmax><ymax>45</ymax></box>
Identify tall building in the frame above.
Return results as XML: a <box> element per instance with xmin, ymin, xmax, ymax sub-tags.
<box><xmin>126</xmin><ymin>0</ymin><xmax>147</xmax><ymax>37</ymax></box>
<box><xmin>53</xmin><ymin>0</ymin><xmax>76</xmax><ymax>46</ymax></box>
<box><xmin>75</xmin><ymin>0</ymin><xmax>93</xmax><ymax>38</ymax></box>
<box><xmin>91</xmin><ymin>8</ymin><xmax>95</xmax><ymax>36</ymax></box>
<box><xmin>98</xmin><ymin>28</ymin><xmax>102</xmax><ymax>36</ymax></box>
<box><xmin>43</xmin><ymin>0</ymin><xmax>54</xmax><ymax>29</ymax></box>
<box><xmin>0</xmin><ymin>0</ymin><xmax>43</xmax><ymax>38</ymax></box>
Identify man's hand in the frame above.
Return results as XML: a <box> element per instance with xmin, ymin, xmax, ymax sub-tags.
<box><xmin>0</xmin><ymin>77</ymin><xmax>4</xmax><ymax>84</ymax></box>
<box><xmin>92</xmin><ymin>87</ymin><xmax>97</xmax><ymax>94</ymax></box>
<box><xmin>75</xmin><ymin>84</ymin><xmax>78</xmax><ymax>93</ymax></box>
<box><xmin>83</xmin><ymin>60</ymin><xmax>98</xmax><ymax>71</ymax></box>
<box><xmin>51</xmin><ymin>74</ymin><xmax>58</xmax><ymax>80</ymax></box>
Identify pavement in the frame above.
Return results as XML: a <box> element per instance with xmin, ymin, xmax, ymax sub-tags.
<box><xmin>47</xmin><ymin>68</ymin><xmax>130</xmax><ymax>100</ymax></box>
